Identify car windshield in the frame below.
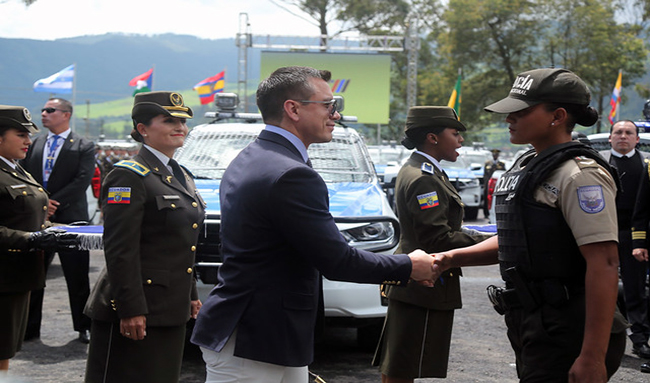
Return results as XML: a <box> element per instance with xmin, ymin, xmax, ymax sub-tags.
<box><xmin>175</xmin><ymin>127</ymin><xmax>375</xmax><ymax>183</ymax></box>
<box><xmin>368</xmin><ymin>149</ymin><xmax>406</xmax><ymax>164</ymax></box>
<box><xmin>440</xmin><ymin>156</ymin><xmax>471</xmax><ymax>170</ymax></box>
<box><xmin>462</xmin><ymin>153</ymin><xmax>489</xmax><ymax>165</ymax></box>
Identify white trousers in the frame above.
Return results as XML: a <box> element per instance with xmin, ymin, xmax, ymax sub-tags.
<box><xmin>201</xmin><ymin>330</ymin><xmax>308</xmax><ymax>383</ymax></box>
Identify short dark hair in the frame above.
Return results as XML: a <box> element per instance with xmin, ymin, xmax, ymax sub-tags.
<box><xmin>49</xmin><ymin>97</ymin><xmax>73</xmax><ymax>115</ymax></box>
<box><xmin>609</xmin><ymin>119</ymin><xmax>639</xmax><ymax>135</ymax></box>
<box><xmin>256</xmin><ymin>66</ymin><xmax>332</xmax><ymax>124</ymax></box>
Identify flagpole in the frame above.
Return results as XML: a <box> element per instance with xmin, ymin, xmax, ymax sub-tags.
<box><xmin>457</xmin><ymin>67</ymin><xmax>462</xmax><ymax>119</ymax></box>
<box><xmin>71</xmin><ymin>62</ymin><xmax>77</xmax><ymax>131</ymax></box>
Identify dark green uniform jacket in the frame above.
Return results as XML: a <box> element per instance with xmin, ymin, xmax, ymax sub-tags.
<box><xmin>0</xmin><ymin>160</ymin><xmax>47</xmax><ymax>293</ymax></box>
<box><xmin>84</xmin><ymin>147</ymin><xmax>205</xmax><ymax>326</ymax></box>
<box><xmin>387</xmin><ymin>152</ymin><xmax>487</xmax><ymax>309</ymax></box>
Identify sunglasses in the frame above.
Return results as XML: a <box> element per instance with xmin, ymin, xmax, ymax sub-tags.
<box><xmin>41</xmin><ymin>107</ymin><xmax>69</xmax><ymax>114</ymax></box>
<box><xmin>298</xmin><ymin>99</ymin><xmax>338</xmax><ymax>117</ymax></box>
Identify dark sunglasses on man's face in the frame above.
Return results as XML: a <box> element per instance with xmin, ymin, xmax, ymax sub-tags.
<box><xmin>41</xmin><ymin>107</ymin><xmax>68</xmax><ymax>114</ymax></box>
<box><xmin>298</xmin><ymin>99</ymin><xmax>338</xmax><ymax>117</ymax></box>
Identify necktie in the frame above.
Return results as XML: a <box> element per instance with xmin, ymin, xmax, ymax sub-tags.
<box><xmin>43</xmin><ymin>135</ymin><xmax>61</xmax><ymax>188</ymax></box>
<box><xmin>306</xmin><ymin>158</ymin><xmax>313</xmax><ymax>168</ymax></box>
<box><xmin>169</xmin><ymin>159</ymin><xmax>187</xmax><ymax>189</ymax></box>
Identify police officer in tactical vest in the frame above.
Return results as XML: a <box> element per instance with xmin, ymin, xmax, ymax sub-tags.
<box><xmin>429</xmin><ymin>68</ymin><xmax>621</xmax><ymax>383</ymax></box>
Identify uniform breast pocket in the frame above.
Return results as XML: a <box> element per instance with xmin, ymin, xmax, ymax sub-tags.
<box><xmin>155</xmin><ymin>195</ymin><xmax>188</xmax><ymax>229</ymax></box>
<box><xmin>5</xmin><ymin>184</ymin><xmax>35</xmax><ymax>213</ymax></box>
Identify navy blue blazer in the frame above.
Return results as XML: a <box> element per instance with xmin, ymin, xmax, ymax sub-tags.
<box><xmin>191</xmin><ymin>129</ymin><xmax>412</xmax><ymax>367</ymax></box>
<box><xmin>21</xmin><ymin>131</ymin><xmax>95</xmax><ymax>223</ymax></box>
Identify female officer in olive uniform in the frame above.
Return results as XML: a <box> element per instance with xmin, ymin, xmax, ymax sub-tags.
<box><xmin>0</xmin><ymin>105</ymin><xmax>78</xmax><ymax>370</ymax></box>
<box><xmin>373</xmin><ymin>106</ymin><xmax>491</xmax><ymax>382</ymax></box>
<box><xmin>430</xmin><ymin>69</ymin><xmax>620</xmax><ymax>383</ymax></box>
<box><xmin>84</xmin><ymin>92</ymin><xmax>205</xmax><ymax>383</ymax></box>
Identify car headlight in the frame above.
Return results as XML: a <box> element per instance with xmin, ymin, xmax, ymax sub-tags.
<box><xmin>341</xmin><ymin>222</ymin><xmax>395</xmax><ymax>242</ymax></box>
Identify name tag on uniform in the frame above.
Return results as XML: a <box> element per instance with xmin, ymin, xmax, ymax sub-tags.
<box><xmin>162</xmin><ymin>195</ymin><xmax>180</xmax><ymax>200</ymax></box>
<box><xmin>417</xmin><ymin>191</ymin><xmax>439</xmax><ymax>210</ymax></box>
<box><xmin>11</xmin><ymin>184</ymin><xmax>27</xmax><ymax>189</ymax></box>
<box><xmin>107</xmin><ymin>187</ymin><xmax>131</xmax><ymax>204</ymax></box>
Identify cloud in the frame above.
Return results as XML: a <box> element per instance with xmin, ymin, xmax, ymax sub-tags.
<box><xmin>0</xmin><ymin>0</ymin><xmax>325</xmax><ymax>40</ymax></box>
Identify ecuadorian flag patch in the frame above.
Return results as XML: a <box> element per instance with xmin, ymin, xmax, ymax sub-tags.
<box><xmin>107</xmin><ymin>187</ymin><xmax>131</xmax><ymax>204</ymax></box>
<box><xmin>417</xmin><ymin>191</ymin><xmax>439</xmax><ymax>210</ymax></box>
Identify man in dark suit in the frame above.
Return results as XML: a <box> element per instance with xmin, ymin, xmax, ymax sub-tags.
<box><xmin>601</xmin><ymin>120</ymin><xmax>650</xmax><ymax>360</ymax></box>
<box><xmin>191</xmin><ymin>66</ymin><xmax>437</xmax><ymax>382</ymax></box>
<box><xmin>21</xmin><ymin>97</ymin><xmax>95</xmax><ymax>343</ymax></box>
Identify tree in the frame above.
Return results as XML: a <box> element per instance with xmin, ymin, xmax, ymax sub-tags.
<box><xmin>427</xmin><ymin>0</ymin><xmax>544</xmax><ymax>128</ymax></box>
<box><xmin>543</xmin><ymin>0</ymin><xmax>647</xmax><ymax>132</ymax></box>
<box><xmin>272</xmin><ymin>0</ymin><xmax>410</xmax><ymax>39</ymax></box>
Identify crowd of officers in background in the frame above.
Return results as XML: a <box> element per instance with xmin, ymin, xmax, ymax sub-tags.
<box><xmin>94</xmin><ymin>142</ymin><xmax>139</xmax><ymax>181</ymax></box>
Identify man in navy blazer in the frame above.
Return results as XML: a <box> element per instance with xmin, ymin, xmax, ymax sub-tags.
<box><xmin>191</xmin><ymin>66</ymin><xmax>436</xmax><ymax>382</ymax></box>
<box><xmin>20</xmin><ymin>98</ymin><xmax>95</xmax><ymax>343</ymax></box>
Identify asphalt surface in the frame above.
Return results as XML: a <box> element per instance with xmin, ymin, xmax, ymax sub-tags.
<box><xmin>4</xmin><ymin>218</ymin><xmax>650</xmax><ymax>383</ymax></box>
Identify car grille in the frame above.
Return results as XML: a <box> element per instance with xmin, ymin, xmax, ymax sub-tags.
<box><xmin>195</xmin><ymin>217</ymin><xmax>222</xmax><ymax>284</ymax></box>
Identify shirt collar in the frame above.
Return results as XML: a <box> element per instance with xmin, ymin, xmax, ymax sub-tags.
<box><xmin>47</xmin><ymin>128</ymin><xmax>71</xmax><ymax>140</ymax></box>
<box><xmin>611</xmin><ymin>148</ymin><xmax>636</xmax><ymax>158</ymax></box>
<box><xmin>415</xmin><ymin>150</ymin><xmax>443</xmax><ymax>173</ymax></box>
<box><xmin>264</xmin><ymin>125</ymin><xmax>309</xmax><ymax>163</ymax></box>
<box><xmin>0</xmin><ymin>156</ymin><xmax>16</xmax><ymax>169</ymax></box>
<box><xmin>143</xmin><ymin>144</ymin><xmax>173</xmax><ymax>166</ymax></box>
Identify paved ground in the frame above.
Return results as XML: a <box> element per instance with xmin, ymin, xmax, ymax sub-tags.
<box><xmin>3</xmin><ymin>244</ymin><xmax>650</xmax><ymax>382</ymax></box>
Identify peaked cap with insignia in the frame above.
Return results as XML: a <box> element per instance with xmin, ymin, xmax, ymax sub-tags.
<box><xmin>132</xmin><ymin>91</ymin><xmax>193</xmax><ymax>120</ymax></box>
<box><xmin>0</xmin><ymin>105</ymin><xmax>39</xmax><ymax>134</ymax></box>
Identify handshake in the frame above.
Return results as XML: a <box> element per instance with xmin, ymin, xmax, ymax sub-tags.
<box><xmin>28</xmin><ymin>228</ymin><xmax>80</xmax><ymax>252</ymax></box>
<box><xmin>408</xmin><ymin>249</ymin><xmax>450</xmax><ymax>286</ymax></box>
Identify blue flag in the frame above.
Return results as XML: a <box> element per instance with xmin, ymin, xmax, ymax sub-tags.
<box><xmin>33</xmin><ymin>64</ymin><xmax>75</xmax><ymax>94</ymax></box>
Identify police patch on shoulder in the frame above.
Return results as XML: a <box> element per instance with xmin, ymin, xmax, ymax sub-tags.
<box><xmin>107</xmin><ymin>187</ymin><xmax>131</xmax><ymax>204</ymax></box>
<box><xmin>577</xmin><ymin>185</ymin><xmax>605</xmax><ymax>214</ymax></box>
<box><xmin>417</xmin><ymin>191</ymin><xmax>439</xmax><ymax>210</ymax></box>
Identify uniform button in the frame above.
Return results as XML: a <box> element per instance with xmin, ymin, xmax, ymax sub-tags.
<box><xmin>191</xmin><ymin>246</ymin><xmax>196</xmax><ymax>252</ymax></box>
<box><xmin>43</xmin><ymin>206</ymin><xmax>47</xmax><ymax>211</ymax></box>
<box><xmin>171</xmin><ymin>203</ymin><xmax>176</xmax><ymax>208</ymax></box>
<box><xmin>38</xmin><ymin>188</ymin><xmax>43</xmax><ymax>192</ymax></box>
<box><xmin>192</xmin><ymin>223</ymin><xmax>198</xmax><ymax>229</ymax></box>
<box><xmin>192</xmin><ymin>202</ymin><xmax>198</xmax><ymax>208</ymax></box>
<box><xmin>187</xmin><ymin>268</ymin><xmax>193</xmax><ymax>274</ymax></box>
<box><xmin>449</xmin><ymin>272</ymin><xmax>454</xmax><ymax>277</ymax></box>
<box><xmin>146</xmin><ymin>279</ymin><xmax>152</xmax><ymax>284</ymax></box>
<box><xmin>41</xmin><ymin>224</ymin><xmax>45</xmax><ymax>229</ymax></box>
<box><xmin>22</xmin><ymin>191</ymin><xmax>27</xmax><ymax>195</ymax></box>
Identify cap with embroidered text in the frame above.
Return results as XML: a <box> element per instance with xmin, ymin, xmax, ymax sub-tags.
<box><xmin>484</xmin><ymin>68</ymin><xmax>591</xmax><ymax>114</ymax></box>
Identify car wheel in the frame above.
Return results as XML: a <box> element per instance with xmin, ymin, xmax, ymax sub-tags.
<box><xmin>464</xmin><ymin>207</ymin><xmax>478</xmax><ymax>220</ymax></box>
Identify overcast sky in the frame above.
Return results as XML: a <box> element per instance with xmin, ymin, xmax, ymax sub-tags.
<box><xmin>0</xmin><ymin>0</ymin><xmax>336</xmax><ymax>40</ymax></box>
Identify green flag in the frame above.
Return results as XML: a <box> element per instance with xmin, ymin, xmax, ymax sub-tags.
<box><xmin>447</xmin><ymin>74</ymin><xmax>462</xmax><ymax>118</ymax></box>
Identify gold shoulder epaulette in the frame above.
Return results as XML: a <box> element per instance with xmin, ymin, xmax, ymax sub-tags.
<box><xmin>114</xmin><ymin>160</ymin><xmax>150</xmax><ymax>176</ymax></box>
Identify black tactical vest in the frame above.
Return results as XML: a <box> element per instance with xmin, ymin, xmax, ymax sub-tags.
<box><xmin>494</xmin><ymin>142</ymin><xmax>617</xmax><ymax>286</ymax></box>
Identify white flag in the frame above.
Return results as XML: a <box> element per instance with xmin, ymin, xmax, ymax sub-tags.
<box><xmin>33</xmin><ymin>64</ymin><xmax>74</xmax><ymax>94</ymax></box>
